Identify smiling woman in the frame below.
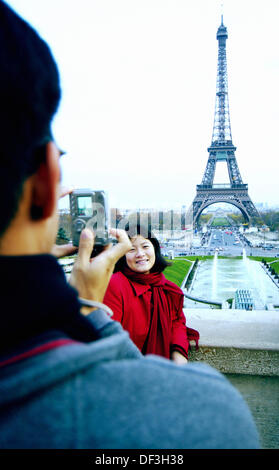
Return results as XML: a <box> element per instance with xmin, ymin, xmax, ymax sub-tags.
<box><xmin>104</xmin><ymin>225</ymin><xmax>199</xmax><ymax>364</ymax></box>
<box><xmin>125</xmin><ymin>236</ymin><xmax>156</xmax><ymax>274</ymax></box>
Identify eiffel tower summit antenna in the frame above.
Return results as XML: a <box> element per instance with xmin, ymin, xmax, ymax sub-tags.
<box><xmin>191</xmin><ymin>15</ymin><xmax>259</xmax><ymax>225</ymax></box>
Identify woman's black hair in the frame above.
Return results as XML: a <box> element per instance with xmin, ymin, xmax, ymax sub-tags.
<box><xmin>114</xmin><ymin>222</ymin><xmax>172</xmax><ymax>273</ymax></box>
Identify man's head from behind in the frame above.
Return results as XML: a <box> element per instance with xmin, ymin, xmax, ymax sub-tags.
<box><xmin>0</xmin><ymin>1</ymin><xmax>61</xmax><ymax>252</ymax></box>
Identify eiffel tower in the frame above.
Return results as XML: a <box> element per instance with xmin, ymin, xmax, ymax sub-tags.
<box><xmin>192</xmin><ymin>16</ymin><xmax>259</xmax><ymax>225</ymax></box>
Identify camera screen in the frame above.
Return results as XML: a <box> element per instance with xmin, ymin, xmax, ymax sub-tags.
<box><xmin>77</xmin><ymin>196</ymin><xmax>92</xmax><ymax>217</ymax></box>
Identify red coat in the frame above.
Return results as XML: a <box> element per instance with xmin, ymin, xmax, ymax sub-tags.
<box><xmin>104</xmin><ymin>271</ymin><xmax>189</xmax><ymax>358</ymax></box>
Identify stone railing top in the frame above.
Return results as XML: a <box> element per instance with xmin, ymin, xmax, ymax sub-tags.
<box><xmin>185</xmin><ymin>308</ymin><xmax>279</xmax><ymax>351</ymax></box>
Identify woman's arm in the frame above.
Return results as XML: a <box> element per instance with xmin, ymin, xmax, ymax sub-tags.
<box><xmin>170</xmin><ymin>296</ymin><xmax>189</xmax><ymax>361</ymax></box>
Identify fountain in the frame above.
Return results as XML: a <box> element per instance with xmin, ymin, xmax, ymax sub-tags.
<box><xmin>184</xmin><ymin>251</ymin><xmax>279</xmax><ymax>310</ymax></box>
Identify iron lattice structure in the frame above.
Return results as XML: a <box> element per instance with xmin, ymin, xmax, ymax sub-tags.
<box><xmin>192</xmin><ymin>17</ymin><xmax>259</xmax><ymax>224</ymax></box>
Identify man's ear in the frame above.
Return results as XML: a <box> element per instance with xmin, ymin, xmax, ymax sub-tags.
<box><xmin>30</xmin><ymin>142</ymin><xmax>60</xmax><ymax>220</ymax></box>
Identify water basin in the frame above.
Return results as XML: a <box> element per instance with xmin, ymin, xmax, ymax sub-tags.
<box><xmin>185</xmin><ymin>256</ymin><xmax>279</xmax><ymax>310</ymax></box>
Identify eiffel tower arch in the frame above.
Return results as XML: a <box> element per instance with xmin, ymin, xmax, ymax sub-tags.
<box><xmin>191</xmin><ymin>16</ymin><xmax>259</xmax><ymax>225</ymax></box>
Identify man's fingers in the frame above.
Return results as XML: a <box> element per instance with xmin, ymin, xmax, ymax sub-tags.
<box><xmin>80</xmin><ymin>229</ymin><xmax>130</xmax><ymax>268</ymax></box>
<box><xmin>77</xmin><ymin>229</ymin><xmax>95</xmax><ymax>266</ymax></box>
<box><xmin>51</xmin><ymin>243</ymin><xmax>77</xmax><ymax>258</ymax></box>
<box><xmin>59</xmin><ymin>185</ymin><xmax>75</xmax><ymax>199</ymax></box>
<box><xmin>109</xmin><ymin>228</ymin><xmax>132</xmax><ymax>260</ymax></box>
<box><xmin>109</xmin><ymin>228</ymin><xmax>130</xmax><ymax>244</ymax></box>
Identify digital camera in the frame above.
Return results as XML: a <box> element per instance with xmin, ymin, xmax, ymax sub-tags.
<box><xmin>70</xmin><ymin>189</ymin><xmax>112</xmax><ymax>249</ymax></box>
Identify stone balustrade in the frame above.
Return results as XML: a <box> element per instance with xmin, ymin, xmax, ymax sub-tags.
<box><xmin>186</xmin><ymin>307</ymin><xmax>279</xmax><ymax>449</ymax></box>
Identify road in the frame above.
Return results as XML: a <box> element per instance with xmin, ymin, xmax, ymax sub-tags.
<box><xmin>207</xmin><ymin>228</ymin><xmax>279</xmax><ymax>257</ymax></box>
<box><xmin>165</xmin><ymin>228</ymin><xmax>279</xmax><ymax>258</ymax></box>
<box><xmin>208</xmin><ymin>228</ymin><xmax>242</xmax><ymax>255</ymax></box>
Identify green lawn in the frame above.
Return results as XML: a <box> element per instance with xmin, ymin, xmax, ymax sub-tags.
<box><xmin>211</xmin><ymin>217</ymin><xmax>230</xmax><ymax>226</ymax></box>
<box><xmin>163</xmin><ymin>255</ymin><xmax>279</xmax><ymax>286</ymax></box>
<box><xmin>270</xmin><ymin>261</ymin><xmax>279</xmax><ymax>275</ymax></box>
<box><xmin>164</xmin><ymin>258</ymin><xmax>193</xmax><ymax>286</ymax></box>
<box><xmin>164</xmin><ymin>255</ymin><xmax>221</xmax><ymax>286</ymax></box>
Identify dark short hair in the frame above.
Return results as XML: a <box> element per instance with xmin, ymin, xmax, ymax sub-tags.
<box><xmin>0</xmin><ymin>1</ymin><xmax>61</xmax><ymax>236</ymax></box>
<box><xmin>114</xmin><ymin>223</ymin><xmax>172</xmax><ymax>273</ymax></box>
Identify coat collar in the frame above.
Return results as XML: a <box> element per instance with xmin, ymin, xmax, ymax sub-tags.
<box><xmin>117</xmin><ymin>271</ymin><xmax>151</xmax><ymax>297</ymax></box>
<box><xmin>129</xmin><ymin>280</ymin><xmax>151</xmax><ymax>297</ymax></box>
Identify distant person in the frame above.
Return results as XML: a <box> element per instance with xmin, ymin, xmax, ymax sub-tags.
<box><xmin>104</xmin><ymin>224</ymin><xmax>199</xmax><ymax>364</ymax></box>
<box><xmin>0</xmin><ymin>0</ymin><xmax>259</xmax><ymax>449</ymax></box>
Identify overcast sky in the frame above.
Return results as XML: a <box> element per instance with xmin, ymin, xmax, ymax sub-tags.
<box><xmin>7</xmin><ymin>0</ymin><xmax>279</xmax><ymax>211</ymax></box>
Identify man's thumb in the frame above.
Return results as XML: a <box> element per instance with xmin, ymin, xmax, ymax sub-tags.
<box><xmin>77</xmin><ymin>229</ymin><xmax>94</xmax><ymax>265</ymax></box>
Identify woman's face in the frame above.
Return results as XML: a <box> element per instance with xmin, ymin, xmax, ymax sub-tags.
<box><xmin>125</xmin><ymin>235</ymin><xmax>156</xmax><ymax>274</ymax></box>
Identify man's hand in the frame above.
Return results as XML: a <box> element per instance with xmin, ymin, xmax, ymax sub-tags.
<box><xmin>51</xmin><ymin>243</ymin><xmax>77</xmax><ymax>258</ymax></box>
<box><xmin>51</xmin><ymin>185</ymin><xmax>77</xmax><ymax>258</ymax></box>
<box><xmin>69</xmin><ymin>228</ymin><xmax>132</xmax><ymax>314</ymax></box>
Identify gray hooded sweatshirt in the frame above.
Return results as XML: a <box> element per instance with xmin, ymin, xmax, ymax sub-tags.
<box><xmin>0</xmin><ymin>255</ymin><xmax>259</xmax><ymax>449</ymax></box>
